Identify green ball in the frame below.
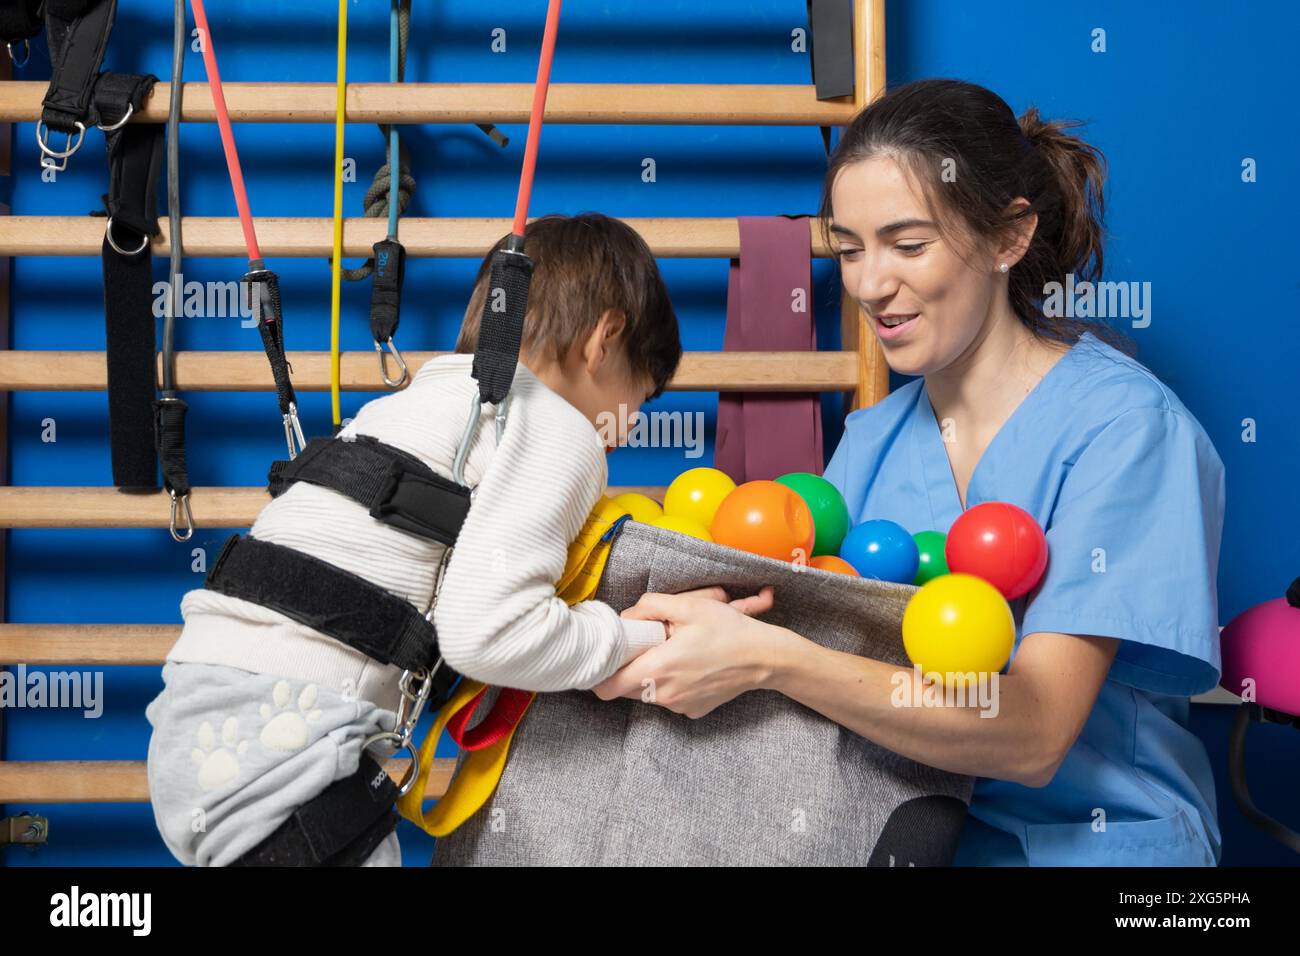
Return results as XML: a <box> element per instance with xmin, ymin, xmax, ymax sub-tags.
<box><xmin>774</xmin><ymin>472</ymin><xmax>850</xmax><ymax>557</ymax></box>
<box><xmin>912</xmin><ymin>530</ymin><xmax>949</xmax><ymax>585</ymax></box>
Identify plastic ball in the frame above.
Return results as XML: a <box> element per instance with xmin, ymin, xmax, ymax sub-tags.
<box><xmin>663</xmin><ymin>467</ymin><xmax>737</xmax><ymax>528</ymax></box>
<box><xmin>808</xmin><ymin>554</ymin><xmax>860</xmax><ymax>577</ymax></box>
<box><xmin>945</xmin><ymin>502</ymin><xmax>1048</xmax><ymax>600</ymax></box>
<box><xmin>912</xmin><ymin>530</ymin><xmax>949</xmax><ymax>586</ymax></box>
<box><xmin>838</xmin><ymin>519</ymin><xmax>918</xmax><ymax>583</ymax></box>
<box><xmin>611</xmin><ymin>492</ymin><xmax>663</xmax><ymax>524</ymax></box>
<box><xmin>902</xmin><ymin>573</ymin><xmax>1015</xmax><ymax>684</ymax></box>
<box><xmin>710</xmin><ymin>480</ymin><xmax>815</xmax><ymax>562</ymax></box>
<box><xmin>775</xmin><ymin>472</ymin><xmax>851</xmax><ymax>557</ymax></box>
<box><xmin>649</xmin><ymin>514</ymin><xmax>713</xmax><ymax>542</ymax></box>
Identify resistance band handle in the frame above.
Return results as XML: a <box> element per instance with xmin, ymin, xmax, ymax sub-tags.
<box><xmin>470</xmin><ymin>242</ymin><xmax>534</xmax><ymax>406</ymax></box>
<box><xmin>370</xmin><ymin>238</ymin><xmax>405</xmax><ymax>345</ymax></box>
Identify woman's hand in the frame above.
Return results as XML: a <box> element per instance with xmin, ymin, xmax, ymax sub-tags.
<box><xmin>592</xmin><ymin>585</ymin><xmax>788</xmax><ymax>719</ymax></box>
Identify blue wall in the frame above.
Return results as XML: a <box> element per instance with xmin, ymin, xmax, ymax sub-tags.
<box><xmin>3</xmin><ymin>0</ymin><xmax>1296</xmax><ymax>866</ymax></box>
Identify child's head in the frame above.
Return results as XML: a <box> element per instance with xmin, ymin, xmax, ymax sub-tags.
<box><xmin>456</xmin><ymin>213</ymin><xmax>681</xmax><ymax>448</ymax></box>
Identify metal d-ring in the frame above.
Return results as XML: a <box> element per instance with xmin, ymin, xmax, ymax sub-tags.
<box><xmin>361</xmin><ymin>730</ymin><xmax>422</xmax><ymax>798</ymax></box>
<box><xmin>105</xmin><ymin>217</ymin><xmax>150</xmax><ymax>256</ymax></box>
<box><xmin>96</xmin><ymin>101</ymin><xmax>134</xmax><ymax>132</ymax></box>
<box><xmin>7</xmin><ymin>39</ymin><xmax>30</xmax><ymax>68</ymax></box>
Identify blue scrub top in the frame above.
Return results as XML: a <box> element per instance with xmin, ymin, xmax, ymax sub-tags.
<box><xmin>823</xmin><ymin>332</ymin><xmax>1225</xmax><ymax>866</ymax></box>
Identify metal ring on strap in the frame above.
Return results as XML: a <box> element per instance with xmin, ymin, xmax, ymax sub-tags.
<box><xmin>35</xmin><ymin>119</ymin><xmax>86</xmax><ymax>171</ymax></box>
<box><xmin>105</xmin><ymin>217</ymin><xmax>150</xmax><ymax>256</ymax></box>
<box><xmin>96</xmin><ymin>100</ymin><xmax>134</xmax><ymax>132</ymax></box>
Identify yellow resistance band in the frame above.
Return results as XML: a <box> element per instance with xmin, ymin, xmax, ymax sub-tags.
<box><xmin>329</xmin><ymin>0</ymin><xmax>348</xmax><ymax>428</ymax></box>
<box><xmin>397</xmin><ymin>496</ymin><xmax>631</xmax><ymax>837</ymax></box>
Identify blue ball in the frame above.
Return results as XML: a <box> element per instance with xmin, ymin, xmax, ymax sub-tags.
<box><xmin>839</xmin><ymin>520</ymin><xmax>919</xmax><ymax>583</ymax></box>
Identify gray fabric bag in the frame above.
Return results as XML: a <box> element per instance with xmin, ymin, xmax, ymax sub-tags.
<box><xmin>432</xmin><ymin>520</ymin><xmax>973</xmax><ymax>866</ymax></box>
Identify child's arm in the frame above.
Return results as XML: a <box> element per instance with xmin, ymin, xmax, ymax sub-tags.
<box><xmin>432</xmin><ymin>384</ymin><xmax>666</xmax><ymax>692</ymax></box>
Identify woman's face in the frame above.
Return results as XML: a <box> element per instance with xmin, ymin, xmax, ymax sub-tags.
<box><xmin>829</xmin><ymin>155</ymin><xmax>1002</xmax><ymax>377</ymax></box>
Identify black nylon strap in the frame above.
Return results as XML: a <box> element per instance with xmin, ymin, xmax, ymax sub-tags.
<box><xmin>41</xmin><ymin>0</ymin><xmax>117</xmax><ymax>133</ymax></box>
<box><xmin>229</xmin><ymin>753</ymin><xmax>401</xmax><ymax>866</ymax></box>
<box><xmin>244</xmin><ymin>268</ymin><xmax>298</xmax><ymax>419</ymax></box>
<box><xmin>267</xmin><ymin>434</ymin><xmax>472</xmax><ymax>546</ymax></box>
<box><xmin>204</xmin><ymin>534</ymin><xmax>458</xmax><ymax>687</ymax></box>
<box><xmin>102</xmin><ymin>236</ymin><xmax>158</xmax><ymax>488</ymax></box>
<box><xmin>99</xmin><ymin>72</ymin><xmax>162</xmax><ymax>490</ymax></box>
<box><xmin>470</xmin><ymin>246</ymin><xmax>534</xmax><ymax>405</ymax></box>
<box><xmin>370</xmin><ymin>238</ymin><xmax>405</xmax><ymax>345</ymax></box>
<box><xmin>0</xmin><ymin>0</ymin><xmax>43</xmax><ymax>43</ymax></box>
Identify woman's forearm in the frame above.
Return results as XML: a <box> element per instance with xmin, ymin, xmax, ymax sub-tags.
<box><xmin>757</xmin><ymin>628</ymin><xmax>1056</xmax><ymax>787</ymax></box>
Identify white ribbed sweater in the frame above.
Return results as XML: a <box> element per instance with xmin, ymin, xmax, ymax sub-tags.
<box><xmin>168</xmin><ymin>354</ymin><xmax>667</xmax><ymax>706</ymax></box>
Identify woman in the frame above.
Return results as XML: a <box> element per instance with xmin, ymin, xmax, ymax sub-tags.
<box><xmin>594</xmin><ymin>78</ymin><xmax>1225</xmax><ymax>866</ymax></box>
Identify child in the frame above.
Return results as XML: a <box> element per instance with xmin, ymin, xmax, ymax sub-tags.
<box><xmin>145</xmin><ymin>213</ymin><xmax>683</xmax><ymax>866</ymax></box>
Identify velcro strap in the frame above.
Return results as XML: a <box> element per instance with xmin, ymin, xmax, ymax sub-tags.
<box><xmin>267</xmin><ymin>435</ymin><xmax>472</xmax><ymax>546</ymax></box>
<box><xmin>101</xmin><ymin>234</ymin><xmax>158</xmax><ymax>489</ymax></box>
<box><xmin>204</xmin><ymin>533</ymin><xmax>457</xmax><ymax>685</ymax></box>
<box><xmin>229</xmin><ymin>753</ymin><xmax>400</xmax><ymax>866</ymax></box>
<box><xmin>370</xmin><ymin>238</ymin><xmax>405</xmax><ymax>345</ymax></box>
<box><xmin>99</xmin><ymin>74</ymin><xmax>162</xmax><ymax>238</ymax></box>
<box><xmin>41</xmin><ymin>0</ymin><xmax>117</xmax><ymax>132</ymax></box>
<box><xmin>471</xmin><ymin>247</ymin><xmax>534</xmax><ymax>406</ymax></box>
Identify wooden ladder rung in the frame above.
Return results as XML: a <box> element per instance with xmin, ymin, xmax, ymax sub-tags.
<box><xmin>0</xmin><ymin>486</ymin><xmax>669</xmax><ymax>529</ymax></box>
<box><xmin>0</xmin><ymin>82</ymin><xmax>859</xmax><ymax>126</ymax></box>
<box><xmin>0</xmin><ymin>350</ymin><xmax>854</xmax><ymax>392</ymax></box>
<box><xmin>0</xmin><ymin>215</ymin><xmax>836</xmax><ymax>258</ymax></box>
<box><xmin>0</xmin><ymin>759</ymin><xmax>456</xmax><ymax>803</ymax></box>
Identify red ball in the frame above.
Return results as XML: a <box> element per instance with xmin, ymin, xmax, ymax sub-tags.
<box><xmin>944</xmin><ymin>502</ymin><xmax>1048</xmax><ymax>600</ymax></box>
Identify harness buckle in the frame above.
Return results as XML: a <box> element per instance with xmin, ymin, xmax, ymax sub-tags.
<box><xmin>375</xmin><ymin>336</ymin><xmax>408</xmax><ymax>388</ymax></box>
<box><xmin>169</xmin><ymin>489</ymin><xmax>194</xmax><ymax>543</ymax></box>
<box><xmin>35</xmin><ymin>120</ymin><xmax>86</xmax><ymax>172</ymax></box>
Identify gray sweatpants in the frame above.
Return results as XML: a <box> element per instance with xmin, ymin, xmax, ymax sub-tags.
<box><xmin>145</xmin><ymin>660</ymin><xmax>403</xmax><ymax>866</ymax></box>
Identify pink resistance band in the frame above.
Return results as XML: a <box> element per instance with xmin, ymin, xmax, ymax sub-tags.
<box><xmin>714</xmin><ymin>216</ymin><xmax>824</xmax><ymax>481</ymax></box>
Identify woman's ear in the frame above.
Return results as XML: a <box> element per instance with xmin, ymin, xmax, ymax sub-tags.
<box><xmin>996</xmin><ymin>197</ymin><xmax>1038</xmax><ymax>270</ymax></box>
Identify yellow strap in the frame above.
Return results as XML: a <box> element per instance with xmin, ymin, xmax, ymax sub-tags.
<box><xmin>397</xmin><ymin>496</ymin><xmax>629</xmax><ymax>836</ymax></box>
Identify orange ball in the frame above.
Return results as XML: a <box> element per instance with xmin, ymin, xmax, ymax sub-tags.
<box><xmin>809</xmin><ymin>554</ymin><xmax>860</xmax><ymax>576</ymax></box>
<box><xmin>709</xmin><ymin>480</ymin><xmax>815</xmax><ymax>563</ymax></box>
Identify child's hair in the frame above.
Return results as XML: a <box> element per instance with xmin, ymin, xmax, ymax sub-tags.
<box><xmin>456</xmin><ymin>212</ymin><xmax>682</xmax><ymax>399</ymax></box>
<box><xmin>818</xmin><ymin>78</ymin><xmax>1134</xmax><ymax>355</ymax></box>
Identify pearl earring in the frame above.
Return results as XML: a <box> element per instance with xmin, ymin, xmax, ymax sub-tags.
<box><xmin>999</xmin><ymin>263</ymin><xmax>1009</xmax><ymax>273</ymax></box>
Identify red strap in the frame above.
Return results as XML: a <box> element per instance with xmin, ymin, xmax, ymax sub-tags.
<box><xmin>446</xmin><ymin>686</ymin><xmax>535</xmax><ymax>751</ymax></box>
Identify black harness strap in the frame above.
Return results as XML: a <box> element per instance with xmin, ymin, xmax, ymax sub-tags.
<box><xmin>228</xmin><ymin>753</ymin><xmax>401</xmax><ymax>867</ymax></box>
<box><xmin>370</xmin><ymin>237</ymin><xmax>405</xmax><ymax>356</ymax></box>
<box><xmin>267</xmin><ymin>435</ymin><xmax>473</xmax><ymax>546</ymax></box>
<box><xmin>39</xmin><ymin>0</ymin><xmax>117</xmax><ymax>166</ymax></box>
<box><xmin>99</xmin><ymin>72</ymin><xmax>163</xmax><ymax>490</ymax></box>
<box><xmin>204</xmin><ymin>534</ymin><xmax>459</xmax><ymax>696</ymax></box>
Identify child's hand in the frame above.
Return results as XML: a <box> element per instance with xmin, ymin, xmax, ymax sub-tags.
<box><xmin>619</xmin><ymin>585</ymin><xmax>774</xmax><ymax>632</ymax></box>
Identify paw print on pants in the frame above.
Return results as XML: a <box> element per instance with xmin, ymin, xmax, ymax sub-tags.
<box><xmin>259</xmin><ymin>680</ymin><xmax>324</xmax><ymax>752</ymax></box>
<box><xmin>192</xmin><ymin>717</ymin><xmax>249</xmax><ymax>791</ymax></box>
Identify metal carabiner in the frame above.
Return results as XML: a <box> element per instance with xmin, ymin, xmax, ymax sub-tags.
<box><xmin>7</xmin><ymin>39</ymin><xmax>30</xmax><ymax>68</ymax></box>
<box><xmin>375</xmin><ymin>336</ymin><xmax>408</xmax><ymax>388</ymax></box>
<box><xmin>96</xmin><ymin>101</ymin><xmax>134</xmax><ymax>132</ymax></box>
<box><xmin>283</xmin><ymin>400</ymin><xmax>307</xmax><ymax>460</ymax></box>
<box><xmin>452</xmin><ymin>389</ymin><xmax>513</xmax><ymax>485</ymax></box>
<box><xmin>169</xmin><ymin>489</ymin><xmax>195</xmax><ymax>543</ymax></box>
<box><xmin>36</xmin><ymin>119</ymin><xmax>86</xmax><ymax>172</ymax></box>
<box><xmin>104</xmin><ymin>217</ymin><xmax>150</xmax><ymax>257</ymax></box>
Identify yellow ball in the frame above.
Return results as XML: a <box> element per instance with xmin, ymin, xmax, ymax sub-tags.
<box><xmin>663</xmin><ymin>467</ymin><xmax>737</xmax><ymax>528</ymax></box>
<box><xmin>611</xmin><ymin>493</ymin><xmax>663</xmax><ymax>524</ymax></box>
<box><xmin>902</xmin><ymin>573</ymin><xmax>1015</xmax><ymax>685</ymax></box>
<box><xmin>649</xmin><ymin>514</ymin><xmax>714</xmax><ymax>542</ymax></box>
